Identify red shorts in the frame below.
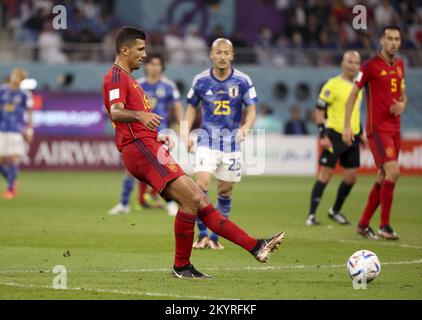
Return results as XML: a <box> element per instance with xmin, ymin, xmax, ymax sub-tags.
<box><xmin>367</xmin><ymin>131</ymin><xmax>401</xmax><ymax>168</ymax></box>
<box><xmin>121</xmin><ymin>138</ymin><xmax>185</xmax><ymax>193</ymax></box>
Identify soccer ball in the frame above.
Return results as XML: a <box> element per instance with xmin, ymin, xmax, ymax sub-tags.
<box><xmin>347</xmin><ymin>250</ymin><xmax>381</xmax><ymax>283</ymax></box>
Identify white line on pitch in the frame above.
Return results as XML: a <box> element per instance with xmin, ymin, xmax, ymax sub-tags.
<box><xmin>0</xmin><ymin>282</ymin><xmax>234</xmax><ymax>300</ymax></box>
<box><xmin>0</xmin><ymin>259</ymin><xmax>421</xmax><ymax>274</ymax></box>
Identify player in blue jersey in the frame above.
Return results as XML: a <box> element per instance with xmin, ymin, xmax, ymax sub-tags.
<box><xmin>0</xmin><ymin>68</ymin><xmax>34</xmax><ymax>199</ymax></box>
<box><xmin>185</xmin><ymin>38</ymin><xmax>257</xmax><ymax>249</ymax></box>
<box><xmin>108</xmin><ymin>54</ymin><xmax>183</xmax><ymax>215</ymax></box>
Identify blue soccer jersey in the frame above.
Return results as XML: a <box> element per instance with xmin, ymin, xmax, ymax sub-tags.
<box><xmin>137</xmin><ymin>76</ymin><xmax>181</xmax><ymax>131</ymax></box>
<box><xmin>0</xmin><ymin>85</ymin><xmax>32</xmax><ymax>133</ymax></box>
<box><xmin>187</xmin><ymin>68</ymin><xmax>258</xmax><ymax>151</ymax></box>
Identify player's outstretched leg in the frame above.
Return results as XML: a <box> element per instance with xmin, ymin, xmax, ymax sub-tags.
<box><xmin>163</xmin><ymin>175</ymin><xmax>285</xmax><ymax>279</ymax></box>
<box><xmin>108</xmin><ymin>173</ymin><xmax>134</xmax><ymax>215</ymax></box>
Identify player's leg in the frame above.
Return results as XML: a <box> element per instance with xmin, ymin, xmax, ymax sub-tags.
<box><xmin>3</xmin><ymin>155</ymin><xmax>19</xmax><ymax>199</ymax></box>
<box><xmin>307</xmin><ymin>164</ymin><xmax>333</xmax><ymax>226</ymax></box>
<box><xmin>162</xmin><ymin>175</ymin><xmax>284</xmax><ymax>278</ymax></box>
<box><xmin>208</xmin><ymin>180</ymin><xmax>234</xmax><ymax>249</ymax></box>
<box><xmin>108</xmin><ymin>170</ymin><xmax>135</xmax><ymax>215</ymax></box>
<box><xmin>328</xmin><ymin>142</ymin><xmax>360</xmax><ymax>225</ymax></box>
<box><xmin>357</xmin><ymin>168</ymin><xmax>384</xmax><ymax>239</ymax></box>
<box><xmin>192</xmin><ymin>171</ymin><xmax>212</xmax><ymax>248</ymax></box>
<box><xmin>192</xmin><ymin>147</ymin><xmax>218</xmax><ymax>249</ymax></box>
<box><xmin>208</xmin><ymin>150</ymin><xmax>241</xmax><ymax>248</ymax></box>
<box><xmin>378</xmin><ymin>160</ymin><xmax>400</xmax><ymax>240</ymax></box>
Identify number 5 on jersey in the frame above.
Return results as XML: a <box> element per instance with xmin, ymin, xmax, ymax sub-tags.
<box><xmin>213</xmin><ymin>100</ymin><xmax>231</xmax><ymax>115</ymax></box>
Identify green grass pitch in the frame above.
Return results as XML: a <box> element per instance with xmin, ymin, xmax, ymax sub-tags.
<box><xmin>0</xmin><ymin>172</ymin><xmax>421</xmax><ymax>299</ymax></box>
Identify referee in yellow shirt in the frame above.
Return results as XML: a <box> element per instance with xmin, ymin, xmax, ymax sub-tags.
<box><xmin>306</xmin><ymin>51</ymin><xmax>367</xmax><ymax>226</ymax></box>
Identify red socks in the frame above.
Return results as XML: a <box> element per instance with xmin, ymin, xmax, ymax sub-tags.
<box><xmin>174</xmin><ymin>211</ymin><xmax>196</xmax><ymax>267</ymax></box>
<box><xmin>380</xmin><ymin>180</ymin><xmax>395</xmax><ymax>228</ymax></box>
<box><xmin>359</xmin><ymin>182</ymin><xmax>381</xmax><ymax>227</ymax></box>
<box><xmin>197</xmin><ymin>205</ymin><xmax>258</xmax><ymax>251</ymax></box>
<box><xmin>359</xmin><ymin>180</ymin><xmax>396</xmax><ymax>228</ymax></box>
<box><xmin>173</xmin><ymin>205</ymin><xmax>258</xmax><ymax>267</ymax></box>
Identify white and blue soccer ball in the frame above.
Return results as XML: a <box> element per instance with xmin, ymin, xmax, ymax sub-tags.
<box><xmin>347</xmin><ymin>250</ymin><xmax>381</xmax><ymax>283</ymax></box>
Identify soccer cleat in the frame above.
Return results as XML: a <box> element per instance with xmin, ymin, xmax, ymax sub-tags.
<box><xmin>142</xmin><ymin>193</ymin><xmax>163</xmax><ymax>209</ymax></box>
<box><xmin>3</xmin><ymin>190</ymin><xmax>16</xmax><ymax>200</ymax></box>
<box><xmin>108</xmin><ymin>203</ymin><xmax>130</xmax><ymax>215</ymax></box>
<box><xmin>378</xmin><ymin>225</ymin><xmax>399</xmax><ymax>240</ymax></box>
<box><xmin>192</xmin><ymin>236</ymin><xmax>209</xmax><ymax>249</ymax></box>
<box><xmin>171</xmin><ymin>264</ymin><xmax>213</xmax><ymax>279</ymax></box>
<box><xmin>328</xmin><ymin>208</ymin><xmax>351</xmax><ymax>225</ymax></box>
<box><xmin>356</xmin><ymin>224</ymin><xmax>379</xmax><ymax>240</ymax></box>
<box><xmin>306</xmin><ymin>214</ymin><xmax>321</xmax><ymax>226</ymax></box>
<box><xmin>208</xmin><ymin>239</ymin><xmax>224</xmax><ymax>250</ymax></box>
<box><xmin>167</xmin><ymin>201</ymin><xmax>178</xmax><ymax>216</ymax></box>
<box><xmin>252</xmin><ymin>231</ymin><xmax>285</xmax><ymax>263</ymax></box>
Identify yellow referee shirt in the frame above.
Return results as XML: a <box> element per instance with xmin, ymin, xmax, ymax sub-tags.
<box><xmin>317</xmin><ymin>75</ymin><xmax>362</xmax><ymax>135</ymax></box>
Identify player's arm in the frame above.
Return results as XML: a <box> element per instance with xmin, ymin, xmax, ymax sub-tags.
<box><xmin>110</xmin><ymin>102</ymin><xmax>163</xmax><ymax>131</ymax></box>
<box><xmin>342</xmin><ymin>83</ymin><xmax>360</xmax><ymax>146</ymax></box>
<box><xmin>237</xmin><ymin>104</ymin><xmax>256</xmax><ymax>142</ymax></box>
<box><xmin>390</xmin><ymin>82</ymin><xmax>408</xmax><ymax>116</ymax></box>
<box><xmin>315</xmin><ymin>107</ymin><xmax>332</xmax><ymax>150</ymax></box>
<box><xmin>184</xmin><ymin>104</ymin><xmax>197</xmax><ymax>151</ymax></box>
<box><xmin>171</xmin><ymin>101</ymin><xmax>184</xmax><ymax>134</ymax></box>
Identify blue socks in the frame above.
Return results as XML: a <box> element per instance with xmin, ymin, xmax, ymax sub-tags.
<box><xmin>121</xmin><ymin>175</ymin><xmax>135</xmax><ymax>206</ymax></box>
<box><xmin>197</xmin><ymin>191</ymin><xmax>209</xmax><ymax>238</ymax></box>
<box><xmin>7</xmin><ymin>164</ymin><xmax>18</xmax><ymax>191</ymax></box>
<box><xmin>210</xmin><ymin>194</ymin><xmax>231</xmax><ymax>241</ymax></box>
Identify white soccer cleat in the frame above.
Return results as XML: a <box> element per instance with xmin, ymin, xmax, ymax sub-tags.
<box><xmin>167</xmin><ymin>201</ymin><xmax>178</xmax><ymax>216</ymax></box>
<box><xmin>108</xmin><ymin>203</ymin><xmax>130</xmax><ymax>215</ymax></box>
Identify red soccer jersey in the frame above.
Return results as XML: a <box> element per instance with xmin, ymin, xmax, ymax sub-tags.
<box><xmin>355</xmin><ymin>54</ymin><xmax>405</xmax><ymax>135</ymax></box>
<box><xmin>102</xmin><ymin>64</ymin><xmax>157</xmax><ymax>151</ymax></box>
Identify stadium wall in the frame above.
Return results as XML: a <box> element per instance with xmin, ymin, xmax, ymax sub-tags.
<box><xmin>1</xmin><ymin>63</ymin><xmax>422</xmax><ymax>131</ymax></box>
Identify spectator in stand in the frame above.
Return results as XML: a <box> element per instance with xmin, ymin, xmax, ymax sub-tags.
<box><xmin>38</xmin><ymin>21</ymin><xmax>68</xmax><ymax>63</ymax></box>
<box><xmin>254</xmin><ymin>104</ymin><xmax>282</xmax><ymax>133</ymax></box>
<box><xmin>164</xmin><ymin>25</ymin><xmax>186</xmax><ymax>64</ymax></box>
<box><xmin>184</xmin><ymin>25</ymin><xmax>208</xmax><ymax>65</ymax></box>
<box><xmin>284</xmin><ymin>105</ymin><xmax>308</xmax><ymax>135</ymax></box>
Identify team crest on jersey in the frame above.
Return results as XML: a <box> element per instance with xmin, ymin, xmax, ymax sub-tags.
<box><xmin>380</xmin><ymin>70</ymin><xmax>387</xmax><ymax>76</ymax></box>
<box><xmin>167</xmin><ymin>162</ymin><xmax>178</xmax><ymax>172</ymax></box>
<box><xmin>385</xmin><ymin>146</ymin><xmax>394</xmax><ymax>158</ymax></box>
<box><xmin>156</xmin><ymin>86</ymin><xmax>166</xmax><ymax>98</ymax></box>
<box><xmin>228</xmin><ymin>85</ymin><xmax>239</xmax><ymax>98</ymax></box>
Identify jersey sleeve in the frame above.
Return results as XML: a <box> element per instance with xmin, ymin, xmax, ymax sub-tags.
<box><xmin>355</xmin><ymin>61</ymin><xmax>371</xmax><ymax>89</ymax></box>
<box><xmin>108</xmin><ymin>74</ymin><xmax>128</xmax><ymax>106</ymax></box>
<box><xmin>186</xmin><ymin>78</ymin><xmax>201</xmax><ymax>107</ymax></box>
<box><xmin>242</xmin><ymin>79</ymin><xmax>258</xmax><ymax>107</ymax></box>
<box><xmin>169</xmin><ymin>82</ymin><xmax>181</xmax><ymax>104</ymax></box>
<box><xmin>317</xmin><ymin>80</ymin><xmax>334</xmax><ymax>110</ymax></box>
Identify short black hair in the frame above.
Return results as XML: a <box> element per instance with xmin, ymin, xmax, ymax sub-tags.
<box><xmin>145</xmin><ymin>53</ymin><xmax>165</xmax><ymax>70</ymax></box>
<box><xmin>115</xmin><ymin>26</ymin><xmax>146</xmax><ymax>54</ymax></box>
<box><xmin>381</xmin><ymin>25</ymin><xmax>401</xmax><ymax>37</ymax></box>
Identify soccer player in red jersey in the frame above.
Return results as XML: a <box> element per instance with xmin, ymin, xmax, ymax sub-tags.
<box><xmin>343</xmin><ymin>26</ymin><xmax>407</xmax><ymax>241</ymax></box>
<box><xmin>102</xmin><ymin>26</ymin><xmax>284</xmax><ymax>278</ymax></box>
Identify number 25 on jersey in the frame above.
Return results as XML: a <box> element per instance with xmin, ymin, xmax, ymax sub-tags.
<box><xmin>213</xmin><ymin>100</ymin><xmax>231</xmax><ymax>115</ymax></box>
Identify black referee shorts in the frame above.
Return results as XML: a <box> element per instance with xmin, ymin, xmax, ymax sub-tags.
<box><xmin>319</xmin><ymin>129</ymin><xmax>360</xmax><ymax>169</ymax></box>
